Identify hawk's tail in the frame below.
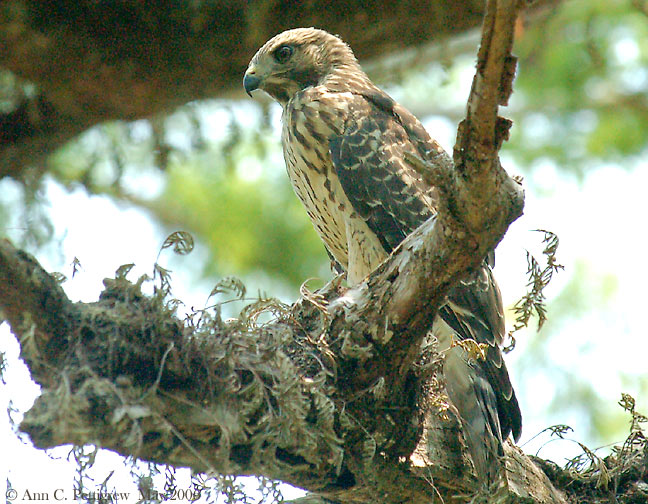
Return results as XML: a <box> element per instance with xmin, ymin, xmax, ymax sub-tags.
<box><xmin>444</xmin><ymin>350</ymin><xmax>506</xmax><ymax>483</ymax></box>
<box><xmin>436</xmin><ymin>263</ymin><xmax>521</xmax><ymax>482</ymax></box>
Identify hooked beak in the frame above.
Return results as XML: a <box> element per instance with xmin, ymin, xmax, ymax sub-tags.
<box><xmin>243</xmin><ymin>70</ymin><xmax>262</xmax><ymax>98</ymax></box>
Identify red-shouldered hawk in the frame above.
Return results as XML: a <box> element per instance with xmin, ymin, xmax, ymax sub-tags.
<box><xmin>244</xmin><ymin>27</ymin><xmax>521</xmax><ymax>480</ymax></box>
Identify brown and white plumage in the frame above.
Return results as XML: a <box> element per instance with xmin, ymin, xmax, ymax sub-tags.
<box><xmin>244</xmin><ymin>27</ymin><xmax>521</xmax><ymax>479</ymax></box>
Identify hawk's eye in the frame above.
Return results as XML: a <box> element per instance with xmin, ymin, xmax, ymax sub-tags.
<box><xmin>273</xmin><ymin>45</ymin><xmax>294</xmax><ymax>64</ymax></box>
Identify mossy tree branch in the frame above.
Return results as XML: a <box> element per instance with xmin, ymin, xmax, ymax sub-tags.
<box><xmin>0</xmin><ymin>1</ymin><xmax>577</xmax><ymax>503</ymax></box>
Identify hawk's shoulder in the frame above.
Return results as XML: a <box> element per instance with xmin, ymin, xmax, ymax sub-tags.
<box><xmin>283</xmin><ymin>85</ymin><xmax>351</xmax><ymax>151</ymax></box>
<box><xmin>325</xmin><ymin>85</ymin><xmax>445</xmax><ymax>252</ymax></box>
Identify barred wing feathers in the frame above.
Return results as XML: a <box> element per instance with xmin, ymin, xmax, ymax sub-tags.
<box><xmin>328</xmin><ymin>86</ymin><xmax>521</xmax><ymax>444</ymax></box>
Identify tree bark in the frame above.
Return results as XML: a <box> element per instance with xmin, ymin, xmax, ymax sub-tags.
<box><xmin>0</xmin><ymin>0</ymin><xmax>561</xmax><ymax>179</ymax></box>
<box><xmin>6</xmin><ymin>1</ymin><xmax>645</xmax><ymax>503</ymax></box>
<box><xmin>0</xmin><ymin>1</ymin><xmax>547</xmax><ymax>501</ymax></box>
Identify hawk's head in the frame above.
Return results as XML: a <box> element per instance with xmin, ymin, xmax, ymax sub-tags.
<box><xmin>244</xmin><ymin>28</ymin><xmax>363</xmax><ymax>105</ymax></box>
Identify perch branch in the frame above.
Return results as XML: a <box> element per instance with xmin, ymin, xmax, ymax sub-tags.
<box><xmin>0</xmin><ymin>1</ymin><xmax>560</xmax><ymax>502</ymax></box>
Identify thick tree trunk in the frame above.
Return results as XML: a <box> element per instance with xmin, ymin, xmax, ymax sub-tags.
<box><xmin>0</xmin><ymin>0</ymin><xmax>560</xmax><ymax>178</ymax></box>
<box><xmin>2</xmin><ymin>1</ymin><xmax>645</xmax><ymax>503</ymax></box>
<box><xmin>2</xmin><ymin>1</ymin><xmax>536</xmax><ymax>501</ymax></box>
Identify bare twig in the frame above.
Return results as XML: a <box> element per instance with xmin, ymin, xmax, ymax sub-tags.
<box><xmin>0</xmin><ymin>2</ymin><xmax>558</xmax><ymax>502</ymax></box>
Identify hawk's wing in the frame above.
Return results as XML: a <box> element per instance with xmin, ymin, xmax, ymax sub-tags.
<box><xmin>329</xmin><ymin>90</ymin><xmax>440</xmax><ymax>252</ymax></box>
<box><xmin>328</xmin><ymin>88</ymin><xmax>521</xmax><ymax>444</ymax></box>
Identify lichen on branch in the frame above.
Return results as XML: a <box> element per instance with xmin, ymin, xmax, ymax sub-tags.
<box><xmin>0</xmin><ymin>1</ymin><xmax>567</xmax><ymax>502</ymax></box>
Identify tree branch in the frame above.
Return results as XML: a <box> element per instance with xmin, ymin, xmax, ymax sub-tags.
<box><xmin>0</xmin><ymin>1</ymin><xmax>576</xmax><ymax>503</ymax></box>
<box><xmin>1</xmin><ymin>223</ymin><xmax>560</xmax><ymax>503</ymax></box>
<box><xmin>0</xmin><ymin>0</ymin><xmax>560</xmax><ymax>179</ymax></box>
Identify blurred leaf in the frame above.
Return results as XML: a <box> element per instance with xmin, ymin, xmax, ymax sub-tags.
<box><xmin>586</xmin><ymin>108</ymin><xmax>648</xmax><ymax>156</ymax></box>
<box><xmin>505</xmin><ymin>0</ymin><xmax>648</xmax><ymax>177</ymax></box>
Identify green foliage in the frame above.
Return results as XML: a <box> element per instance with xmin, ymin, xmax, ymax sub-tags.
<box><xmin>537</xmin><ymin>261</ymin><xmax>618</xmax><ymax>336</ymax></box>
<box><xmin>510</xmin><ymin>230</ymin><xmax>564</xmax><ymax>338</ymax></box>
<box><xmin>15</xmin><ymin>0</ymin><xmax>646</xmax><ymax>298</ymax></box>
<box><xmin>506</xmin><ymin>0</ymin><xmax>648</xmax><ymax>176</ymax></box>
<box><xmin>43</xmin><ymin>104</ymin><xmax>331</xmax><ymax>292</ymax></box>
<box><xmin>158</xmin><ymin>153</ymin><xmax>328</xmax><ymax>286</ymax></box>
<box><xmin>512</xmin><ymin>260</ymin><xmax>626</xmax><ymax>444</ymax></box>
